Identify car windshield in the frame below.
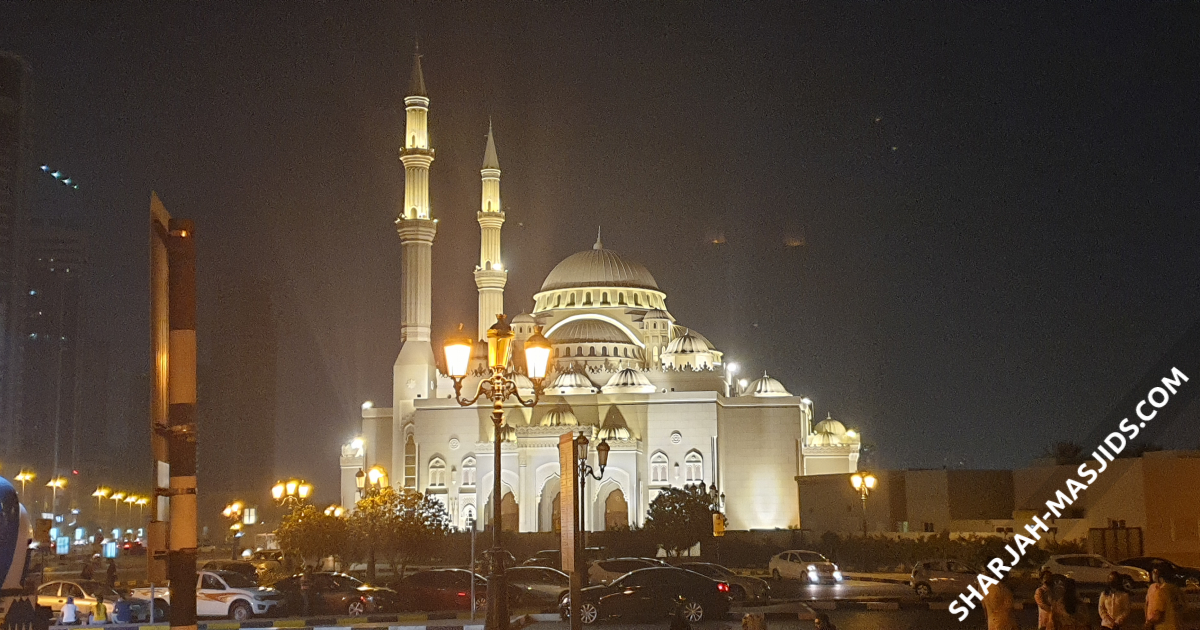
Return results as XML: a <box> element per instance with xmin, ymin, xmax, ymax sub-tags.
<box><xmin>218</xmin><ymin>572</ymin><xmax>257</xmax><ymax>588</ymax></box>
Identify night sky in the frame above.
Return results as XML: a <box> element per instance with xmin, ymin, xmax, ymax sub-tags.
<box><xmin>4</xmin><ymin>2</ymin><xmax>1199</xmax><ymax>501</ymax></box>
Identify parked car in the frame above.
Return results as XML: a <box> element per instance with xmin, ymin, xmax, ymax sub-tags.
<box><xmin>909</xmin><ymin>559</ymin><xmax>979</xmax><ymax>598</ymax></box>
<box><xmin>523</xmin><ymin>550</ymin><xmax>562</xmax><ymax>569</ymax></box>
<box><xmin>390</xmin><ymin>569</ymin><xmax>488</xmax><ymax>612</ymax></box>
<box><xmin>37</xmin><ymin>580</ymin><xmax>152</xmax><ymax>622</ymax></box>
<box><xmin>477</xmin><ymin>550</ymin><xmax>518</xmax><ymax>575</ymax></box>
<box><xmin>248</xmin><ymin>550</ymin><xmax>285</xmax><ymax>573</ymax></box>
<box><xmin>588</xmin><ymin>558</ymin><xmax>661</xmax><ymax>585</ymax></box>
<box><xmin>1119</xmin><ymin>557</ymin><xmax>1199</xmax><ymax>587</ymax></box>
<box><xmin>679</xmin><ymin>563</ymin><xmax>770</xmax><ymax>601</ymax></box>
<box><xmin>506</xmin><ymin>566</ymin><xmax>570</xmax><ymax>609</ymax></box>
<box><xmin>272</xmin><ymin>572</ymin><xmax>398</xmax><ymax>616</ymax></box>
<box><xmin>132</xmin><ymin>570</ymin><xmax>282</xmax><ymax>621</ymax></box>
<box><xmin>200</xmin><ymin>560</ymin><xmax>260</xmax><ymax>585</ymax></box>
<box><xmin>563</xmin><ymin>567</ymin><xmax>731</xmax><ymax>624</ymax></box>
<box><xmin>121</xmin><ymin>541</ymin><xmax>146</xmax><ymax>556</ymax></box>
<box><xmin>768</xmin><ymin>550</ymin><xmax>843</xmax><ymax>584</ymax></box>
<box><xmin>1041</xmin><ymin>554</ymin><xmax>1149</xmax><ymax>588</ymax></box>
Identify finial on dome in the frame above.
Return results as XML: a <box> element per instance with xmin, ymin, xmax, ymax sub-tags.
<box><xmin>594</xmin><ymin>227</ymin><xmax>603</xmax><ymax>250</ymax></box>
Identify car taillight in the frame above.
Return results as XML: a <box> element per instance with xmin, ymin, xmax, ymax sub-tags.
<box><xmin>717</xmin><ymin>582</ymin><xmax>729</xmax><ymax>592</ymax></box>
<box><xmin>458</xmin><ymin>592</ymin><xmax>467</xmax><ymax>597</ymax></box>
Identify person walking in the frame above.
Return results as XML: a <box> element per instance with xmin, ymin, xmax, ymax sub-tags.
<box><xmin>982</xmin><ymin>576</ymin><xmax>1020</xmax><ymax>630</ymax></box>
<box><xmin>299</xmin><ymin>568</ymin><xmax>311</xmax><ymax>616</ymax></box>
<box><xmin>60</xmin><ymin>597</ymin><xmax>79</xmax><ymax>625</ymax></box>
<box><xmin>92</xmin><ymin>594</ymin><xmax>110</xmax><ymax>624</ymax></box>
<box><xmin>1097</xmin><ymin>571</ymin><xmax>1131</xmax><ymax>629</ymax></box>
<box><xmin>1145</xmin><ymin>567</ymin><xmax>1183</xmax><ymax>630</ymax></box>
<box><xmin>1035</xmin><ymin>570</ymin><xmax>1057</xmax><ymax>630</ymax></box>
<box><xmin>105</xmin><ymin>559</ymin><xmax>118</xmax><ymax>588</ymax></box>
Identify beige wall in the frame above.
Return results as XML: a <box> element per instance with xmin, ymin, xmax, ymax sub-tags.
<box><xmin>718</xmin><ymin>401</ymin><xmax>805</xmax><ymax>530</ymax></box>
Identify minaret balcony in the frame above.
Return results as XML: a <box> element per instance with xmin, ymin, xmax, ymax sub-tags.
<box><xmin>400</xmin><ymin>146</ymin><xmax>435</xmax><ymax>158</ymax></box>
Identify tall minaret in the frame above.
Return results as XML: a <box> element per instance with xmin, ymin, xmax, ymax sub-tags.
<box><xmin>474</xmin><ymin>121</ymin><xmax>507</xmax><ymax>340</ymax></box>
<box><xmin>394</xmin><ymin>45</ymin><xmax>438</xmax><ymax>415</ymax></box>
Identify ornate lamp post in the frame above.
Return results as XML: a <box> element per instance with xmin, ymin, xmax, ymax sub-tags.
<box><xmin>272</xmin><ymin>479</ymin><xmax>313</xmax><ymax>510</ymax></box>
<box><xmin>444</xmin><ymin>315</ymin><xmax>552</xmax><ymax>630</ymax></box>
<box><xmin>850</xmin><ymin>472</ymin><xmax>877</xmax><ymax>537</ymax></box>
<box><xmin>222</xmin><ymin>501</ymin><xmax>244</xmax><ymax>559</ymax></box>
<box><xmin>573</xmin><ymin>435</ymin><xmax>609</xmax><ymax>573</ymax></box>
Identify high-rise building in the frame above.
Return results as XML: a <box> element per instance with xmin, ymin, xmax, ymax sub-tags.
<box><xmin>19</xmin><ymin>223</ymin><xmax>86</xmax><ymax>481</ymax></box>
<box><xmin>0</xmin><ymin>52</ymin><xmax>33</xmax><ymax>461</ymax></box>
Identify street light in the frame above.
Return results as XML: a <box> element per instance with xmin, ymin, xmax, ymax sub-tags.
<box><xmin>272</xmin><ymin>479</ymin><xmax>313</xmax><ymax>509</ymax></box>
<box><xmin>92</xmin><ymin>487</ymin><xmax>111</xmax><ymax>515</ymax></box>
<box><xmin>444</xmin><ymin>315</ymin><xmax>552</xmax><ymax>630</ymax></box>
<box><xmin>223</xmin><ymin>501</ymin><xmax>245</xmax><ymax>559</ymax></box>
<box><xmin>850</xmin><ymin>472</ymin><xmax>877</xmax><ymax>537</ymax></box>
<box><xmin>46</xmin><ymin>477</ymin><xmax>67</xmax><ymax>514</ymax></box>
<box><xmin>324</xmin><ymin>505</ymin><xmax>344</xmax><ymax>517</ymax></box>
<box><xmin>355</xmin><ymin>465</ymin><xmax>389</xmax><ymax>500</ymax></box>
<box><xmin>14</xmin><ymin>470</ymin><xmax>35</xmax><ymax>494</ymax></box>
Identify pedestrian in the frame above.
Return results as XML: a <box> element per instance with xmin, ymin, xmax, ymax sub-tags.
<box><xmin>60</xmin><ymin>597</ymin><xmax>79</xmax><ymax>625</ymax></box>
<box><xmin>1035</xmin><ymin>569</ymin><xmax>1057</xmax><ymax>630</ymax></box>
<box><xmin>1145</xmin><ymin>567</ymin><xmax>1183</xmax><ymax>630</ymax></box>
<box><xmin>981</xmin><ymin>576</ymin><xmax>1019</xmax><ymax>630</ymax></box>
<box><xmin>1097</xmin><ymin>571</ymin><xmax>1131</xmax><ymax>629</ymax></box>
<box><xmin>92</xmin><ymin>594</ymin><xmax>110</xmax><ymax>624</ymax></box>
<box><xmin>80</xmin><ymin>558</ymin><xmax>95</xmax><ymax>580</ymax></box>
<box><xmin>813</xmin><ymin>613</ymin><xmax>838</xmax><ymax>630</ymax></box>
<box><xmin>106</xmin><ymin>559</ymin><xmax>118</xmax><ymax>588</ymax></box>
<box><xmin>1049</xmin><ymin>578</ymin><xmax>1088</xmax><ymax>630</ymax></box>
<box><xmin>299</xmin><ymin>568</ymin><xmax>311</xmax><ymax>616</ymax></box>
<box><xmin>113</xmin><ymin>593</ymin><xmax>133</xmax><ymax>624</ymax></box>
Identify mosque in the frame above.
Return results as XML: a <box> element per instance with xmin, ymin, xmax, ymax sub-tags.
<box><xmin>338</xmin><ymin>52</ymin><xmax>861</xmax><ymax>532</ymax></box>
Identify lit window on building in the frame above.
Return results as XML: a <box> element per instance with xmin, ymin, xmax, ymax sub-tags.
<box><xmin>651</xmin><ymin>452</ymin><xmax>668</xmax><ymax>484</ymax></box>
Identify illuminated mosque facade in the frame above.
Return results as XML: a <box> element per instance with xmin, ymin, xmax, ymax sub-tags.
<box><xmin>338</xmin><ymin>52</ymin><xmax>861</xmax><ymax>532</ymax></box>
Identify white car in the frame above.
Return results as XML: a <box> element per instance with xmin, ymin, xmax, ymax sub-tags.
<box><xmin>36</xmin><ymin>580</ymin><xmax>152</xmax><ymax>622</ymax></box>
<box><xmin>768</xmin><ymin>550</ymin><xmax>843</xmax><ymax>584</ymax></box>
<box><xmin>1041</xmin><ymin>554</ymin><xmax>1150</xmax><ymax>587</ymax></box>
<box><xmin>132</xmin><ymin>570</ymin><xmax>282</xmax><ymax>621</ymax></box>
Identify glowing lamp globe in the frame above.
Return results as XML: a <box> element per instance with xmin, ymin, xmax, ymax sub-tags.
<box><xmin>487</xmin><ymin>314</ymin><xmax>514</xmax><ymax>370</ymax></box>
<box><xmin>443</xmin><ymin>324</ymin><xmax>474</xmax><ymax>378</ymax></box>
<box><xmin>523</xmin><ymin>325</ymin><xmax>552</xmax><ymax>381</ymax></box>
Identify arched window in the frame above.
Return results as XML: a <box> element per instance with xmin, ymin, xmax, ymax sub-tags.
<box><xmin>685</xmin><ymin>451</ymin><xmax>704</xmax><ymax>484</ymax></box>
<box><xmin>589</xmin><ymin>346</ymin><xmax>597</xmax><ymax>356</ymax></box>
<box><xmin>461</xmin><ymin>456</ymin><xmax>477</xmax><ymax>487</ymax></box>
<box><xmin>461</xmin><ymin>504</ymin><xmax>476</xmax><ymax>530</ymax></box>
<box><xmin>651</xmin><ymin>452</ymin><xmax>669</xmax><ymax>484</ymax></box>
<box><xmin>576</xmin><ymin>346</ymin><xmax>583</xmax><ymax>357</ymax></box>
<box><xmin>555</xmin><ymin>295</ymin><xmax>562</xmax><ymax>307</ymax></box>
<box><xmin>618</xmin><ymin>292</ymin><xmax>626</xmax><ymax>305</ymax></box>
<box><xmin>612</xmin><ymin>346</ymin><xmax>619</xmax><ymax>356</ymax></box>
<box><xmin>429</xmin><ymin>457</ymin><xmax>446</xmax><ymax>488</ymax></box>
<box><xmin>601</xmin><ymin>292</ymin><xmax>609</xmax><ymax>305</ymax></box>
<box><xmin>584</xmin><ymin>292</ymin><xmax>592</xmax><ymax>305</ymax></box>
<box><xmin>404</xmin><ymin>434</ymin><xmax>418</xmax><ymax>489</ymax></box>
<box><xmin>633</xmin><ymin>294</ymin><xmax>641</xmax><ymax>306</ymax></box>
<box><xmin>411</xmin><ymin>134</ymin><xmax>416</xmax><ymax>147</ymax></box>
<box><xmin>568</xmin><ymin>293</ymin><xmax>576</xmax><ymax>306</ymax></box>
<box><xmin>487</xmin><ymin>200</ymin><xmax>492</xmax><ymax>211</ymax></box>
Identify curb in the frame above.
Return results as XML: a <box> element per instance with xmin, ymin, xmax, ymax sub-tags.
<box><xmin>49</xmin><ymin>612</ymin><xmax>535</xmax><ymax>630</ymax></box>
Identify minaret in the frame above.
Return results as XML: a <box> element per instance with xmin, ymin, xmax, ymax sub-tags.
<box><xmin>394</xmin><ymin>46</ymin><xmax>438</xmax><ymax>410</ymax></box>
<box><xmin>474</xmin><ymin>121</ymin><xmax>507</xmax><ymax>340</ymax></box>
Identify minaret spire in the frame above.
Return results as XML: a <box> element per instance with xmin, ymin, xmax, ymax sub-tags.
<box><xmin>394</xmin><ymin>46</ymin><xmax>438</xmax><ymax>412</ymax></box>
<box><xmin>475</xmin><ymin>121</ymin><xmax>507</xmax><ymax>340</ymax></box>
<box><xmin>594</xmin><ymin>226</ymin><xmax>603</xmax><ymax>250</ymax></box>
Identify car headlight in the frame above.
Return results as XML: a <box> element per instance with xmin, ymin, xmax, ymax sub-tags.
<box><xmin>833</xmin><ymin>571</ymin><xmax>843</xmax><ymax>582</ymax></box>
<box><xmin>807</xmin><ymin>565</ymin><xmax>816</xmax><ymax>571</ymax></box>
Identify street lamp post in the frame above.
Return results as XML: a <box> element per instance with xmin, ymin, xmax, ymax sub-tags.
<box><xmin>46</xmin><ymin>477</ymin><xmax>67</xmax><ymax>515</ymax></box>
<box><xmin>850</xmin><ymin>472</ymin><xmax>877</xmax><ymax>537</ymax></box>
<box><xmin>222</xmin><ymin>501</ymin><xmax>244</xmax><ymax>559</ymax></box>
<box><xmin>272</xmin><ymin>479</ymin><xmax>313</xmax><ymax>511</ymax></box>
<box><xmin>15</xmin><ymin>470</ymin><xmax>35</xmax><ymax>495</ymax></box>
<box><xmin>444</xmin><ymin>316</ymin><xmax>552</xmax><ymax>630</ymax></box>
<box><xmin>353</xmin><ymin>466</ymin><xmax>388</xmax><ymax>581</ymax></box>
<box><xmin>92</xmin><ymin>487</ymin><xmax>111</xmax><ymax>527</ymax></box>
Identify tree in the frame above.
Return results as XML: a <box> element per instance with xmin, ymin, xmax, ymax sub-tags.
<box><xmin>276</xmin><ymin>504</ymin><xmax>349</xmax><ymax>567</ymax></box>
<box><xmin>348</xmin><ymin>487</ymin><xmax>451</xmax><ymax>581</ymax></box>
<box><xmin>643</xmin><ymin>484</ymin><xmax>717</xmax><ymax>556</ymax></box>
<box><xmin>1045</xmin><ymin>441</ymin><xmax>1085</xmax><ymax>465</ymax></box>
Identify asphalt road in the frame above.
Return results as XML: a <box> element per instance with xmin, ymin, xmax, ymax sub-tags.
<box><xmin>765</xmin><ymin>578</ymin><xmax>917</xmax><ymax>602</ymax></box>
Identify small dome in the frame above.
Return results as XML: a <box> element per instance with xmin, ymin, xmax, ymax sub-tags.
<box><xmin>598</xmin><ymin>407</ymin><xmax>632</xmax><ymax>440</ymax></box>
<box><xmin>511</xmin><ymin>312</ymin><xmax>536</xmax><ymax>325</ymax></box>
<box><xmin>749</xmin><ymin>372</ymin><xmax>791</xmax><ymax>397</ymax></box>
<box><xmin>813</xmin><ymin>413</ymin><xmax>847</xmax><ymax>436</ymax></box>
<box><xmin>513</xmin><ymin>373</ymin><xmax>536</xmax><ymax>397</ymax></box>
<box><xmin>602</xmin><ymin>368</ymin><xmax>657</xmax><ymax>394</ymax></box>
<box><xmin>643</xmin><ymin>309</ymin><xmax>672</xmax><ymax>321</ymax></box>
<box><xmin>809</xmin><ymin>431</ymin><xmax>840</xmax><ymax>447</ymax></box>
<box><xmin>665</xmin><ymin>332</ymin><xmax>708</xmax><ymax>354</ymax></box>
<box><xmin>540</xmin><ymin>240</ymin><xmax>659</xmax><ymax>292</ymax></box>
<box><xmin>547</xmin><ymin>368</ymin><xmax>597</xmax><ymax>395</ymax></box>
<box><xmin>540</xmin><ymin>406</ymin><xmax>579</xmax><ymax>427</ymax></box>
<box><xmin>550</xmin><ymin>319</ymin><xmax>631</xmax><ymax>345</ymax></box>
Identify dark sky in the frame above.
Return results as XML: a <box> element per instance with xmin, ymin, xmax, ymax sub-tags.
<box><xmin>4</xmin><ymin>2</ymin><xmax>1199</xmax><ymax>501</ymax></box>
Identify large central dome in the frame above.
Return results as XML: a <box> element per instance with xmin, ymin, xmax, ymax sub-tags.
<box><xmin>540</xmin><ymin>237</ymin><xmax>659</xmax><ymax>291</ymax></box>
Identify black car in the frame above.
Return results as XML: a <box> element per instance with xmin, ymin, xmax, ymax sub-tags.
<box><xmin>272</xmin><ymin>573</ymin><xmax>400</xmax><ymax>616</ymax></box>
<box><xmin>390</xmin><ymin>569</ymin><xmax>523</xmax><ymax>613</ymax></box>
<box><xmin>506</xmin><ymin>566</ymin><xmax>569</xmax><ymax>610</ymax></box>
<box><xmin>1121</xmin><ymin>557</ymin><xmax>1200</xmax><ymax>586</ymax></box>
<box><xmin>201</xmin><ymin>561</ymin><xmax>260</xmax><ymax>585</ymax></box>
<box><xmin>564</xmin><ymin>567</ymin><xmax>731</xmax><ymax>624</ymax></box>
